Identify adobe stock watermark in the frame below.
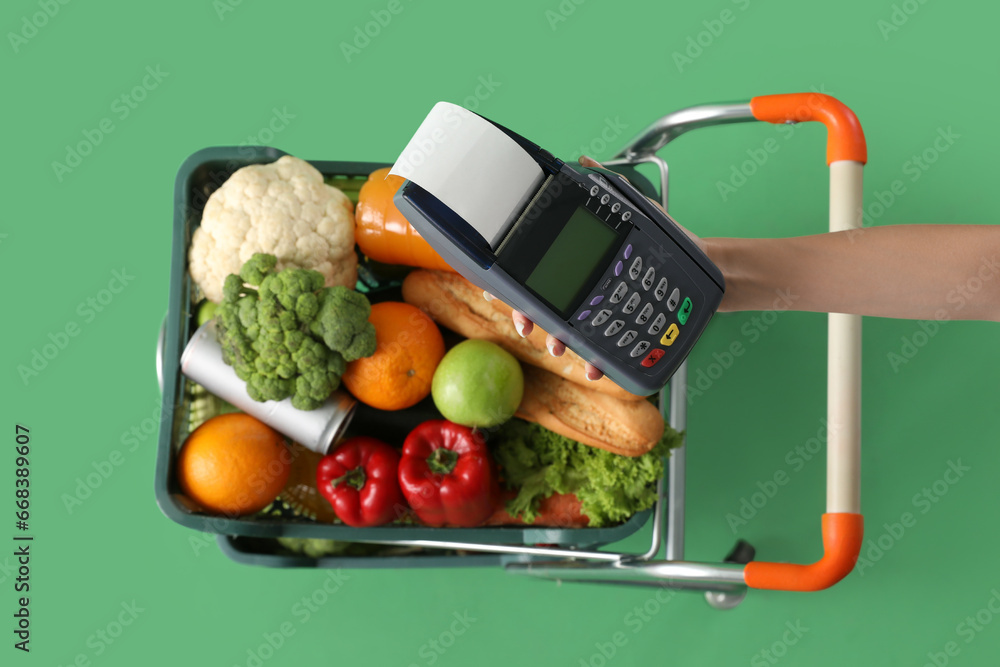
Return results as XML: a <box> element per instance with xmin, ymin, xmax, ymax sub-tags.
<box><xmin>856</xmin><ymin>459</ymin><xmax>970</xmax><ymax>576</ymax></box>
<box><xmin>885</xmin><ymin>253</ymin><xmax>998</xmax><ymax>372</ymax></box>
<box><xmin>8</xmin><ymin>0</ymin><xmax>72</xmax><ymax>54</ymax></box>
<box><xmin>847</xmin><ymin>126</ymin><xmax>960</xmax><ymax>241</ymax></box>
<box><xmin>724</xmin><ymin>419</ymin><xmax>829</xmax><ymax>533</ymax></box>
<box><xmin>545</xmin><ymin>0</ymin><xmax>587</xmax><ymax>31</ymax></box>
<box><xmin>17</xmin><ymin>268</ymin><xmax>135</xmax><ymax>386</ymax></box>
<box><xmin>687</xmin><ymin>288</ymin><xmax>799</xmax><ymax>406</ymax></box>
<box><xmin>214</xmin><ymin>0</ymin><xmax>246</xmax><ymax>21</ymax></box>
<box><xmin>672</xmin><ymin>0</ymin><xmax>753</xmax><ymax>73</ymax></box>
<box><xmin>232</xmin><ymin>570</ymin><xmax>350</xmax><ymax>667</ymax></box>
<box><xmin>406</xmin><ymin>611</ymin><xmax>477</xmax><ymax>667</ymax></box>
<box><xmin>340</xmin><ymin>0</ymin><xmax>415</xmax><ymax>63</ymax></box>
<box><xmin>0</xmin><ymin>556</ymin><xmax>19</xmax><ymax>587</ymax></box>
<box><xmin>577</xmin><ymin>588</ymin><xmax>678</xmax><ymax>667</ymax></box>
<box><xmin>176</xmin><ymin>106</ymin><xmax>297</xmax><ymax>222</ymax></box>
<box><xmin>237</xmin><ymin>107</ymin><xmax>296</xmax><ymax>150</ymax></box>
<box><xmin>565</xmin><ymin>116</ymin><xmax>629</xmax><ymax>162</ymax></box>
<box><xmin>55</xmin><ymin>600</ymin><xmax>145</xmax><ymax>666</ymax></box>
<box><xmin>922</xmin><ymin>588</ymin><xmax>1000</xmax><ymax>667</ymax></box>
<box><xmin>715</xmin><ymin>86</ymin><xmax>832</xmax><ymax>202</ymax></box>
<box><xmin>51</xmin><ymin>66</ymin><xmax>169</xmax><ymax>182</ymax></box>
<box><xmin>877</xmin><ymin>0</ymin><xmax>933</xmax><ymax>41</ymax></box>
<box><xmin>750</xmin><ymin>620</ymin><xmax>809</xmax><ymax>667</ymax></box>
<box><xmin>390</xmin><ymin>77</ymin><xmax>502</xmax><ymax>177</ymax></box>
<box><xmin>188</xmin><ymin>515</ymin><xmax>236</xmax><ymax>556</ymax></box>
<box><xmin>61</xmin><ymin>397</ymin><xmax>172</xmax><ymax>514</ymax></box>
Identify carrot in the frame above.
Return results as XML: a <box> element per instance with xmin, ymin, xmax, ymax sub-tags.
<box><xmin>355</xmin><ymin>167</ymin><xmax>456</xmax><ymax>272</ymax></box>
<box><xmin>485</xmin><ymin>491</ymin><xmax>589</xmax><ymax>528</ymax></box>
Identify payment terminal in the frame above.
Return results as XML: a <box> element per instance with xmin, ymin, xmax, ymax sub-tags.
<box><xmin>390</xmin><ymin>102</ymin><xmax>724</xmax><ymax>396</ymax></box>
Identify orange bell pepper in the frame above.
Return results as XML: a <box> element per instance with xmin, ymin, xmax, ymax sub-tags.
<box><xmin>355</xmin><ymin>167</ymin><xmax>456</xmax><ymax>272</ymax></box>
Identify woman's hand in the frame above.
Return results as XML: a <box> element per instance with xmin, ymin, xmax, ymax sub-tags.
<box><xmin>484</xmin><ymin>291</ymin><xmax>603</xmax><ymax>379</ymax></box>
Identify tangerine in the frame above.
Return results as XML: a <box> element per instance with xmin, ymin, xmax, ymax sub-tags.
<box><xmin>341</xmin><ymin>301</ymin><xmax>445</xmax><ymax>411</ymax></box>
<box><xmin>177</xmin><ymin>413</ymin><xmax>291</xmax><ymax>516</ymax></box>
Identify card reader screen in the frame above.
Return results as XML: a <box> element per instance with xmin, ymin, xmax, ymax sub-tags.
<box><xmin>525</xmin><ymin>206</ymin><xmax>618</xmax><ymax>314</ymax></box>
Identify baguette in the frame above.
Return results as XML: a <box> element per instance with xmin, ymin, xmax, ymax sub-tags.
<box><xmin>516</xmin><ymin>366</ymin><xmax>664</xmax><ymax>457</ymax></box>
<box><xmin>401</xmin><ymin>269</ymin><xmax>646</xmax><ymax>401</ymax></box>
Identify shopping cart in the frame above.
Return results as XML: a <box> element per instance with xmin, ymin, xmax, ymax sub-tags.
<box><xmin>156</xmin><ymin>93</ymin><xmax>866</xmax><ymax>608</ymax></box>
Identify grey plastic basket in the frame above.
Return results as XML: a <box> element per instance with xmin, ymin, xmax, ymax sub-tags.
<box><xmin>155</xmin><ymin>147</ymin><xmax>657</xmax><ymax>563</ymax></box>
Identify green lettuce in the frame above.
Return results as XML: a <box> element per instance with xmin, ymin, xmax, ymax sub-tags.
<box><xmin>489</xmin><ymin>419</ymin><xmax>684</xmax><ymax>527</ymax></box>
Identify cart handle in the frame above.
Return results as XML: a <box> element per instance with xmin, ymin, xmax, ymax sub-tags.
<box><xmin>749</xmin><ymin>93</ymin><xmax>867</xmax><ymax>165</ymax></box>
<box><xmin>740</xmin><ymin>93</ymin><xmax>866</xmax><ymax>591</ymax></box>
<box><xmin>744</xmin><ymin>513</ymin><xmax>863</xmax><ymax>591</ymax></box>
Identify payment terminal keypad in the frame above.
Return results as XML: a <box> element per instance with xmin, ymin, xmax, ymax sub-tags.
<box><xmin>570</xmin><ymin>225</ymin><xmax>705</xmax><ymax>375</ymax></box>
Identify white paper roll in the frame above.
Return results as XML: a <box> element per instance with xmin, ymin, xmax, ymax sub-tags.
<box><xmin>390</xmin><ymin>102</ymin><xmax>545</xmax><ymax>248</ymax></box>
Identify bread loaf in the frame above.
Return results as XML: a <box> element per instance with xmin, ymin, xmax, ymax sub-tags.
<box><xmin>516</xmin><ymin>366</ymin><xmax>665</xmax><ymax>457</ymax></box>
<box><xmin>401</xmin><ymin>269</ymin><xmax>647</xmax><ymax>402</ymax></box>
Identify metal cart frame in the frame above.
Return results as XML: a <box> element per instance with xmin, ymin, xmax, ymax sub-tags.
<box><xmin>345</xmin><ymin>93</ymin><xmax>867</xmax><ymax>605</ymax></box>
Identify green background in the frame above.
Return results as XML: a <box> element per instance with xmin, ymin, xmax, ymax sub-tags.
<box><xmin>5</xmin><ymin>0</ymin><xmax>999</xmax><ymax>665</ymax></box>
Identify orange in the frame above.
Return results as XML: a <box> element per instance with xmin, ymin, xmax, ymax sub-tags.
<box><xmin>341</xmin><ymin>301</ymin><xmax>445</xmax><ymax>411</ymax></box>
<box><xmin>177</xmin><ymin>413</ymin><xmax>291</xmax><ymax>516</ymax></box>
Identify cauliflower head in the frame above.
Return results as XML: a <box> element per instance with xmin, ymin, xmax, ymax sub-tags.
<box><xmin>190</xmin><ymin>155</ymin><xmax>357</xmax><ymax>303</ymax></box>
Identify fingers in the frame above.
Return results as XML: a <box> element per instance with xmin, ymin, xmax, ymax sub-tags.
<box><xmin>548</xmin><ymin>333</ymin><xmax>602</xmax><ymax>381</ymax></box>
<box><xmin>511</xmin><ymin>310</ymin><xmax>534</xmax><ymax>338</ymax></box>
<box><xmin>579</xmin><ymin>155</ymin><xmax>630</xmax><ymax>183</ymax></box>
<box><xmin>545</xmin><ymin>334</ymin><xmax>565</xmax><ymax>357</ymax></box>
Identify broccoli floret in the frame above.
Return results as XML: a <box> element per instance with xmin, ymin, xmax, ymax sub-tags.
<box><xmin>309</xmin><ymin>286</ymin><xmax>377</xmax><ymax>362</ymax></box>
<box><xmin>262</xmin><ymin>268</ymin><xmax>325</xmax><ymax>311</ymax></box>
<box><xmin>222</xmin><ymin>273</ymin><xmax>247</xmax><ymax>303</ymax></box>
<box><xmin>239</xmin><ymin>252</ymin><xmax>277</xmax><ymax>286</ymax></box>
<box><xmin>295</xmin><ymin>292</ymin><xmax>319</xmax><ymax>322</ymax></box>
<box><xmin>215</xmin><ymin>253</ymin><xmax>375</xmax><ymax>410</ymax></box>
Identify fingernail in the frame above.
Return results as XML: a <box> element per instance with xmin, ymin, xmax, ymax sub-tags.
<box><xmin>546</xmin><ymin>341</ymin><xmax>556</xmax><ymax>356</ymax></box>
<box><xmin>586</xmin><ymin>369</ymin><xmax>601</xmax><ymax>381</ymax></box>
<box><xmin>515</xmin><ymin>320</ymin><xmax>526</xmax><ymax>337</ymax></box>
<box><xmin>483</xmin><ymin>291</ymin><xmax>494</xmax><ymax>301</ymax></box>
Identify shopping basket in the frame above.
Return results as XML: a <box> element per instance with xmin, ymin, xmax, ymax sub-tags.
<box><xmin>156</xmin><ymin>93</ymin><xmax>866</xmax><ymax>607</ymax></box>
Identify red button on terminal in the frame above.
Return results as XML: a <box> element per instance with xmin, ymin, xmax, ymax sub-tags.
<box><xmin>641</xmin><ymin>348</ymin><xmax>665</xmax><ymax>368</ymax></box>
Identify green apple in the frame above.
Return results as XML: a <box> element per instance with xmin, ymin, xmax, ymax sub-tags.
<box><xmin>197</xmin><ymin>300</ymin><xmax>218</xmax><ymax>327</ymax></box>
<box><xmin>431</xmin><ymin>339</ymin><xmax>524</xmax><ymax>428</ymax></box>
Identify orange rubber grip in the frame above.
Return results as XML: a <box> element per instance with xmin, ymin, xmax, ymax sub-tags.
<box><xmin>749</xmin><ymin>94</ymin><xmax>867</xmax><ymax>165</ymax></box>
<box><xmin>744</xmin><ymin>513</ymin><xmax>864</xmax><ymax>592</ymax></box>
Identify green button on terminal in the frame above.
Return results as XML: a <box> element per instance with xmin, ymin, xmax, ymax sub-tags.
<box><xmin>678</xmin><ymin>297</ymin><xmax>693</xmax><ymax>325</ymax></box>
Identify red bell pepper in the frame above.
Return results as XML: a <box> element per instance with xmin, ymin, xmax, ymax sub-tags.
<box><xmin>316</xmin><ymin>436</ymin><xmax>404</xmax><ymax>527</ymax></box>
<box><xmin>399</xmin><ymin>420</ymin><xmax>499</xmax><ymax>527</ymax></box>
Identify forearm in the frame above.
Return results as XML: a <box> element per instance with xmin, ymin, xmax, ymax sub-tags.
<box><xmin>703</xmin><ymin>225</ymin><xmax>1000</xmax><ymax>321</ymax></box>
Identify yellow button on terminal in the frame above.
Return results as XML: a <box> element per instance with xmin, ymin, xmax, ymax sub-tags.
<box><xmin>660</xmin><ymin>323</ymin><xmax>680</xmax><ymax>346</ymax></box>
